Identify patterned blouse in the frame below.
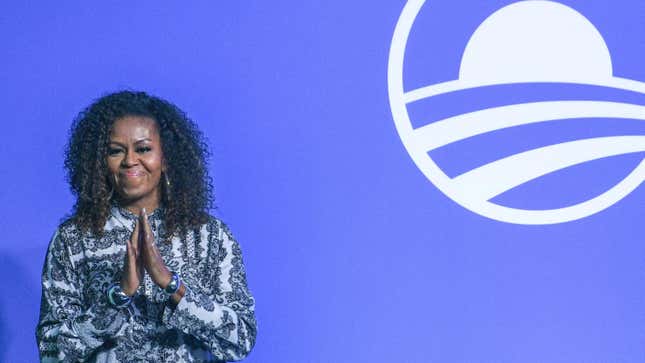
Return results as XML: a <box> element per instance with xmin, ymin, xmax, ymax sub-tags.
<box><xmin>36</xmin><ymin>206</ymin><xmax>257</xmax><ymax>362</ymax></box>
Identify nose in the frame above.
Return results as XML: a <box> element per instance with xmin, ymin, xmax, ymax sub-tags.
<box><xmin>121</xmin><ymin>149</ymin><xmax>138</xmax><ymax>167</ymax></box>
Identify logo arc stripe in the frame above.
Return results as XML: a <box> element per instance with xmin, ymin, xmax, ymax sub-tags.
<box><xmin>450</xmin><ymin>135</ymin><xmax>645</xmax><ymax>200</ymax></box>
<box><xmin>412</xmin><ymin>101</ymin><xmax>645</xmax><ymax>151</ymax></box>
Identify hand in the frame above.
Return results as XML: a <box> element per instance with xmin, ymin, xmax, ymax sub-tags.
<box><xmin>120</xmin><ymin>220</ymin><xmax>144</xmax><ymax>296</ymax></box>
<box><xmin>139</xmin><ymin>208</ymin><xmax>172</xmax><ymax>289</ymax></box>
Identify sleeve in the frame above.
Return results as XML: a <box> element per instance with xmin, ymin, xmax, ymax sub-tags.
<box><xmin>36</xmin><ymin>226</ymin><xmax>132</xmax><ymax>362</ymax></box>
<box><xmin>161</xmin><ymin>221</ymin><xmax>257</xmax><ymax>361</ymax></box>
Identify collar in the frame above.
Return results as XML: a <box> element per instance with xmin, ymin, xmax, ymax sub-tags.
<box><xmin>110</xmin><ymin>202</ymin><xmax>164</xmax><ymax>226</ymax></box>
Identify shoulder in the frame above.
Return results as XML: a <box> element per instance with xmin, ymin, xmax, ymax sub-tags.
<box><xmin>56</xmin><ymin>217</ymin><xmax>81</xmax><ymax>236</ymax></box>
<box><xmin>42</xmin><ymin>218</ymin><xmax>86</xmax><ymax>269</ymax></box>
<box><xmin>47</xmin><ymin>217</ymin><xmax>88</xmax><ymax>254</ymax></box>
<box><xmin>197</xmin><ymin>214</ymin><xmax>235</xmax><ymax>240</ymax></box>
<box><xmin>192</xmin><ymin>215</ymin><xmax>244</xmax><ymax>256</ymax></box>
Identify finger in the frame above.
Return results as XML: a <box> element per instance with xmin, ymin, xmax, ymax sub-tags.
<box><xmin>126</xmin><ymin>232</ymin><xmax>137</xmax><ymax>258</ymax></box>
<box><xmin>131</xmin><ymin>220</ymin><xmax>140</xmax><ymax>257</ymax></box>
<box><xmin>140</xmin><ymin>208</ymin><xmax>154</xmax><ymax>246</ymax></box>
<box><xmin>125</xmin><ymin>239</ymin><xmax>133</xmax><ymax>261</ymax></box>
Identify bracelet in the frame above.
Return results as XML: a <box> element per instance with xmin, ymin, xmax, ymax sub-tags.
<box><xmin>164</xmin><ymin>271</ymin><xmax>182</xmax><ymax>295</ymax></box>
<box><xmin>107</xmin><ymin>283</ymin><xmax>132</xmax><ymax>308</ymax></box>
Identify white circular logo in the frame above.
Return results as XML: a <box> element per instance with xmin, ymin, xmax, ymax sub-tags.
<box><xmin>388</xmin><ymin>0</ymin><xmax>645</xmax><ymax>224</ymax></box>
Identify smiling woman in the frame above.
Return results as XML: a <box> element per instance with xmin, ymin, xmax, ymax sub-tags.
<box><xmin>107</xmin><ymin>116</ymin><xmax>165</xmax><ymax>213</ymax></box>
<box><xmin>35</xmin><ymin>91</ymin><xmax>257</xmax><ymax>362</ymax></box>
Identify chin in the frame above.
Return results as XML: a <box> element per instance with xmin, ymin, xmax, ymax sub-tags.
<box><xmin>117</xmin><ymin>187</ymin><xmax>154</xmax><ymax>202</ymax></box>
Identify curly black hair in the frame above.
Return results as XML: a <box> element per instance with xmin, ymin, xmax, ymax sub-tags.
<box><xmin>64</xmin><ymin>90</ymin><xmax>213</xmax><ymax>240</ymax></box>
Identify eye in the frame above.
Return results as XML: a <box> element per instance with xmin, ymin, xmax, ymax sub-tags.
<box><xmin>136</xmin><ymin>146</ymin><xmax>152</xmax><ymax>154</ymax></box>
<box><xmin>107</xmin><ymin>147</ymin><xmax>123</xmax><ymax>156</ymax></box>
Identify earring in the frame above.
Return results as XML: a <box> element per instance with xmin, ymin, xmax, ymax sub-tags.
<box><xmin>164</xmin><ymin>172</ymin><xmax>171</xmax><ymax>188</ymax></box>
<box><xmin>163</xmin><ymin>172</ymin><xmax>172</xmax><ymax>204</ymax></box>
<box><xmin>104</xmin><ymin>175</ymin><xmax>116</xmax><ymax>201</ymax></box>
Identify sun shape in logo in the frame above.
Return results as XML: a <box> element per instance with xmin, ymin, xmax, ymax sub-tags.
<box><xmin>388</xmin><ymin>0</ymin><xmax>645</xmax><ymax>225</ymax></box>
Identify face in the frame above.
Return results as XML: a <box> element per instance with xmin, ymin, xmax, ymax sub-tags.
<box><xmin>107</xmin><ymin>116</ymin><xmax>164</xmax><ymax>210</ymax></box>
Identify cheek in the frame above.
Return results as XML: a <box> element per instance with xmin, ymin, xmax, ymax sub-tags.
<box><xmin>144</xmin><ymin>156</ymin><xmax>164</xmax><ymax>176</ymax></box>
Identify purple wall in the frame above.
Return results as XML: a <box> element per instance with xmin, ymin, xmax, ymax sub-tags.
<box><xmin>2</xmin><ymin>1</ymin><xmax>645</xmax><ymax>362</ymax></box>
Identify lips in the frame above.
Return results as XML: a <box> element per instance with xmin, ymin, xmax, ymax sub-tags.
<box><xmin>121</xmin><ymin>171</ymin><xmax>145</xmax><ymax>178</ymax></box>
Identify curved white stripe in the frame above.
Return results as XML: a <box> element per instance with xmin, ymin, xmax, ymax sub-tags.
<box><xmin>450</xmin><ymin>136</ymin><xmax>645</xmax><ymax>201</ymax></box>
<box><xmin>412</xmin><ymin>101</ymin><xmax>645</xmax><ymax>151</ymax></box>
<box><xmin>403</xmin><ymin>77</ymin><xmax>645</xmax><ymax>104</ymax></box>
<box><xmin>388</xmin><ymin>0</ymin><xmax>425</xmax><ymax>141</ymax></box>
<box><xmin>405</xmin><ymin>80</ymin><xmax>476</xmax><ymax>102</ymax></box>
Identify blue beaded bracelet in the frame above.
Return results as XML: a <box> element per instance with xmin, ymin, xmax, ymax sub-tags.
<box><xmin>107</xmin><ymin>283</ymin><xmax>132</xmax><ymax>308</ymax></box>
<box><xmin>164</xmin><ymin>272</ymin><xmax>182</xmax><ymax>295</ymax></box>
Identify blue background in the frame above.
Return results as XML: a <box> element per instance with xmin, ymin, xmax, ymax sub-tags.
<box><xmin>1</xmin><ymin>1</ymin><xmax>645</xmax><ymax>362</ymax></box>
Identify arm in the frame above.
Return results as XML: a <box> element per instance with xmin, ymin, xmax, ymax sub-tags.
<box><xmin>161</xmin><ymin>222</ymin><xmax>257</xmax><ymax>361</ymax></box>
<box><xmin>36</xmin><ymin>226</ymin><xmax>132</xmax><ymax>362</ymax></box>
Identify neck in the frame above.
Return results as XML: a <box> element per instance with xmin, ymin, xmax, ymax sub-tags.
<box><xmin>117</xmin><ymin>192</ymin><xmax>161</xmax><ymax>216</ymax></box>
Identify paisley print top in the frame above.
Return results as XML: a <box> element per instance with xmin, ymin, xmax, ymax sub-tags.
<box><xmin>36</xmin><ymin>206</ymin><xmax>256</xmax><ymax>362</ymax></box>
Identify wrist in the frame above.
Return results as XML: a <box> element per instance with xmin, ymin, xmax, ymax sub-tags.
<box><xmin>160</xmin><ymin>270</ymin><xmax>173</xmax><ymax>289</ymax></box>
<box><xmin>107</xmin><ymin>283</ymin><xmax>133</xmax><ymax>308</ymax></box>
<box><xmin>164</xmin><ymin>271</ymin><xmax>182</xmax><ymax>295</ymax></box>
<box><xmin>170</xmin><ymin>283</ymin><xmax>186</xmax><ymax>305</ymax></box>
<box><xmin>120</xmin><ymin>280</ymin><xmax>137</xmax><ymax>296</ymax></box>
<box><xmin>164</xmin><ymin>271</ymin><xmax>184</xmax><ymax>305</ymax></box>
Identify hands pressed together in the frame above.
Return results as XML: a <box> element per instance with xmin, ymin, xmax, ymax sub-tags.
<box><xmin>120</xmin><ymin>208</ymin><xmax>185</xmax><ymax>304</ymax></box>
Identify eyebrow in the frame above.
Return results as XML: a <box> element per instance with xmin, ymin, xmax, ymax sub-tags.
<box><xmin>108</xmin><ymin>138</ymin><xmax>152</xmax><ymax>147</ymax></box>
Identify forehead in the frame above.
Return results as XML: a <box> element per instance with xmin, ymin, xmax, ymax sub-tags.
<box><xmin>109</xmin><ymin>116</ymin><xmax>159</xmax><ymax>141</ymax></box>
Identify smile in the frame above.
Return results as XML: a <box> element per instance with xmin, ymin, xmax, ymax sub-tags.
<box><xmin>122</xmin><ymin>171</ymin><xmax>145</xmax><ymax>177</ymax></box>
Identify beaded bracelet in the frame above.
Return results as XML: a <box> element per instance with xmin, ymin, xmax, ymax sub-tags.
<box><xmin>164</xmin><ymin>271</ymin><xmax>182</xmax><ymax>295</ymax></box>
<box><xmin>107</xmin><ymin>283</ymin><xmax>132</xmax><ymax>308</ymax></box>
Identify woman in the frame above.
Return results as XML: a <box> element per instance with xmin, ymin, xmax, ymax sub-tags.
<box><xmin>36</xmin><ymin>91</ymin><xmax>257</xmax><ymax>362</ymax></box>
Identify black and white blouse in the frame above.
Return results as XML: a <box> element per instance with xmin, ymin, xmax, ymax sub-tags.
<box><xmin>36</xmin><ymin>206</ymin><xmax>256</xmax><ymax>362</ymax></box>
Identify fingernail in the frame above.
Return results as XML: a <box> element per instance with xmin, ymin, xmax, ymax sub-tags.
<box><xmin>142</xmin><ymin>207</ymin><xmax>146</xmax><ymax>215</ymax></box>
